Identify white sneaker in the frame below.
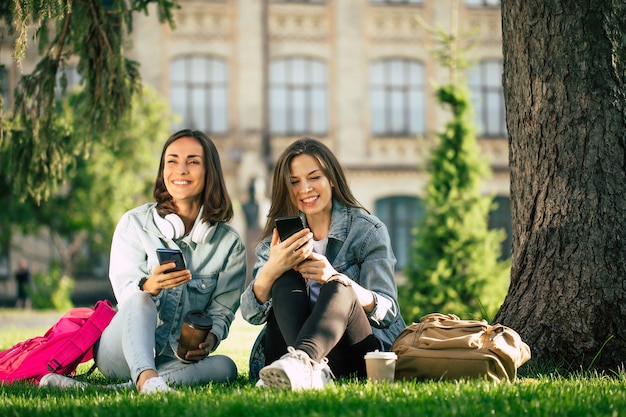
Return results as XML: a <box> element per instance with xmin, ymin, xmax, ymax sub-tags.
<box><xmin>315</xmin><ymin>357</ymin><xmax>335</xmax><ymax>388</ymax></box>
<box><xmin>140</xmin><ymin>376</ymin><xmax>176</xmax><ymax>395</ymax></box>
<box><xmin>259</xmin><ymin>347</ymin><xmax>334</xmax><ymax>390</ymax></box>
<box><xmin>39</xmin><ymin>373</ymin><xmax>89</xmax><ymax>389</ymax></box>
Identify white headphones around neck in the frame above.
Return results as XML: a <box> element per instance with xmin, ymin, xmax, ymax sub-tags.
<box><xmin>152</xmin><ymin>206</ymin><xmax>216</xmax><ymax>244</ymax></box>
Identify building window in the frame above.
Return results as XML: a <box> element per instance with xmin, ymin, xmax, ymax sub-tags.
<box><xmin>468</xmin><ymin>59</ymin><xmax>506</xmax><ymax>137</ymax></box>
<box><xmin>55</xmin><ymin>65</ymin><xmax>81</xmax><ymax>97</ymax></box>
<box><xmin>272</xmin><ymin>0</ymin><xmax>325</xmax><ymax>3</ymax></box>
<box><xmin>270</xmin><ymin>57</ymin><xmax>328</xmax><ymax>135</ymax></box>
<box><xmin>377</xmin><ymin>195</ymin><xmax>511</xmax><ymax>269</ymax></box>
<box><xmin>370</xmin><ymin>58</ymin><xmax>425</xmax><ymax>136</ymax></box>
<box><xmin>371</xmin><ymin>0</ymin><xmax>424</xmax><ymax>4</ymax></box>
<box><xmin>170</xmin><ymin>55</ymin><xmax>228</xmax><ymax>134</ymax></box>
<box><xmin>489</xmin><ymin>196</ymin><xmax>512</xmax><ymax>259</ymax></box>
<box><xmin>376</xmin><ymin>196</ymin><xmax>425</xmax><ymax>271</ymax></box>
<box><xmin>464</xmin><ymin>0</ymin><xmax>500</xmax><ymax>6</ymax></box>
<box><xmin>0</xmin><ymin>66</ymin><xmax>8</xmax><ymax>109</ymax></box>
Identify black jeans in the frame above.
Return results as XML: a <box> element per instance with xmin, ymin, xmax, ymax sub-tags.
<box><xmin>264</xmin><ymin>269</ymin><xmax>381</xmax><ymax>378</ymax></box>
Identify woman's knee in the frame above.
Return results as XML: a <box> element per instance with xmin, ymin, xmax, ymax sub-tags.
<box><xmin>124</xmin><ymin>291</ymin><xmax>156</xmax><ymax>313</ymax></box>
<box><xmin>322</xmin><ymin>279</ymin><xmax>358</xmax><ymax>302</ymax></box>
<box><xmin>272</xmin><ymin>269</ymin><xmax>306</xmax><ymax>294</ymax></box>
<box><xmin>202</xmin><ymin>355</ymin><xmax>238</xmax><ymax>382</ymax></box>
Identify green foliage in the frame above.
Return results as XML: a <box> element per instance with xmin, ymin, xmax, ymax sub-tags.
<box><xmin>0</xmin><ymin>0</ymin><xmax>179</xmax><ymax>202</ymax></box>
<box><xmin>5</xmin><ymin>84</ymin><xmax>173</xmax><ymax>281</ymax></box>
<box><xmin>28</xmin><ymin>264</ymin><xmax>74</xmax><ymax>311</ymax></box>
<box><xmin>44</xmin><ymin>84</ymin><xmax>172</xmax><ymax>253</ymax></box>
<box><xmin>401</xmin><ymin>28</ymin><xmax>510</xmax><ymax>323</ymax></box>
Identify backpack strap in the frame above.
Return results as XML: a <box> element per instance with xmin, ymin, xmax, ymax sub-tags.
<box><xmin>47</xmin><ymin>300</ymin><xmax>116</xmax><ymax>373</ymax></box>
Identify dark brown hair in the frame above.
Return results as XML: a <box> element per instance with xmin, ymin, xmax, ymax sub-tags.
<box><xmin>261</xmin><ymin>137</ymin><xmax>366</xmax><ymax>239</ymax></box>
<box><xmin>153</xmin><ymin>129</ymin><xmax>233</xmax><ymax>223</ymax></box>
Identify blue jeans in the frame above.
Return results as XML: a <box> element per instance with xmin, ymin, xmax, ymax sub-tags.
<box><xmin>94</xmin><ymin>292</ymin><xmax>237</xmax><ymax>385</ymax></box>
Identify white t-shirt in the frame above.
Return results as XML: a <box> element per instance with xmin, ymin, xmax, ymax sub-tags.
<box><xmin>308</xmin><ymin>237</ymin><xmax>328</xmax><ymax>306</ymax></box>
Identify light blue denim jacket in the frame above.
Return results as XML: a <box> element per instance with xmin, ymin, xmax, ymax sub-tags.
<box><xmin>109</xmin><ymin>203</ymin><xmax>246</xmax><ymax>355</ymax></box>
<box><xmin>240</xmin><ymin>199</ymin><xmax>406</xmax><ymax>378</ymax></box>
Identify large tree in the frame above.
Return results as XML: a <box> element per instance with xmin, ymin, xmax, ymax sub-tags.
<box><xmin>495</xmin><ymin>0</ymin><xmax>626</xmax><ymax>371</ymax></box>
<box><xmin>0</xmin><ymin>0</ymin><xmax>178</xmax><ymax>202</ymax></box>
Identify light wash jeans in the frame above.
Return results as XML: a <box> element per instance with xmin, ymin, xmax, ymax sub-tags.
<box><xmin>94</xmin><ymin>292</ymin><xmax>237</xmax><ymax>386</ymax></box>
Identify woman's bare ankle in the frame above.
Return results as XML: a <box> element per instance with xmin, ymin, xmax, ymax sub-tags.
<box><xmin>136</xmin><ymin>369</ymin><xmax>159</xmax><ymax>391</ymax></box>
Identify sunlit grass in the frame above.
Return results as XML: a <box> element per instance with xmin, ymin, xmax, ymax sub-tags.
<box><xmin>1</xmin><ymin>309</ymin><xmax>625</xmax><ymax>417</ymax></box>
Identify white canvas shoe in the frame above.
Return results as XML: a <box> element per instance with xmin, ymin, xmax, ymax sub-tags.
<box><xmin>140</xmin><ymin>376</ymin><xmax>176</xmax><ymax>395</ymax></box>
<box><xmin>39</xmin><ymin>373</ymin><xmax>89</xmax><ymax>389</ymax></box>
<box><xmin>259</xmin><ymin>347</ymin><xmax>334</xmax><ymax>390</ymax></box>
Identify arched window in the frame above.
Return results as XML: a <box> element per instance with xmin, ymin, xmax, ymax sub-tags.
<box><xmin>370</xmin><ymin>58</ymin><xmax>426</xmax><ymax>136</ymax></box>
<box><xmin>170</xmin><ymin>55</ymin><xmax>228</xmax><ymax>134</ymax></box>
<box><xmin>465</xmin><ymin>0</ymin><xmax>500</xmax><ymax>7</ymax></box>
<box><xmin>0</xmin><ymin>66</ymin><xmax>8</xmax><ymax>108</ymax></box>
<box><xmin>55</xmin><ymin>65</ymin><xmax>81</xmax><ymax>97</ymax></box>
<box><xmin>270</xmin><ymin>57</ymin><xmax>328</xmax><ymax>135</ymax></box>
<box><xmin>468</xmin><ymin>59</ymin><xmax>507</xmax><ymax>137</ymax></box>
<box><xmin>376</xmin><ymin>196</ymin><xmax>425</xmax><ymax>270</ymax></box>
<box><xmin>489</xmin><ymin>195</ymin><xmax>512</xmax><ymax>259</ymax></box>
<box><xmin>371</xmin><ymin>0</ymin><xmax>423</xmax><ymax>4</ymax></box>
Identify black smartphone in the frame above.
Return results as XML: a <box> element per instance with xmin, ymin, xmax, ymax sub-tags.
<box><xmin>156</xmin><ymin>248</ymin><xmax>187</xmax><ymax>273</ymax></box>
<box><xmin>275</xmin><ymin>216</ymin><xmax>305</xmax><ymax>241</ymax></box>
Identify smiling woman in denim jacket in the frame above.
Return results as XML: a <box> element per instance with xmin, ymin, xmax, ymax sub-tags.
<box><xmin>240</xmin><ymin>138</ymin><xmax>406</xmax><ymax>390</ymax></box>
<box><xmin>40</xmin><ymin>130</ymin><xmax>246</xmax><ymax>394</ymax></box>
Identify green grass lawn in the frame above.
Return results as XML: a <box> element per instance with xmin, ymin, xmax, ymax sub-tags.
<box><xmin>1</xmin><ymin>308</ymin><xmax>625</xmax><ymax>417</ymax></box>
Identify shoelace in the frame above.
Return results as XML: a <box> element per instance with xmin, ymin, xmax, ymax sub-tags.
<box><xmin>286</xmin><ymin>347</ymin><xmax>335</xmax><ymax>381</ymax></box>
<box><xmin>287</xmin><ymin>347</ymin><xmax>316</xmax><ymax>367</ymax></box>
<box><xmin>315</xmin><ymin>357</ymin><xmax>335</xmax><ymax>381</ymax></box>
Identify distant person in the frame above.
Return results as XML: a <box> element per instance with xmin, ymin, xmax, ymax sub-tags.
<box><xmin>14</xmin><ymin>259</ymin><xmax>32</xmax><ymax>310</ymax></box>
<box><xmin>39</xmin><ymin>129</ymin><xmax>247</xmax><ymax>394</ymax></box>
<box><xmin>240</xmin><ymin>137</ymin><xmax>406</xmax><ymax>390</ymax></box>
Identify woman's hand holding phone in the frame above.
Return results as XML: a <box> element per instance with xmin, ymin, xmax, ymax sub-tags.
<box><xmin>268</xmin><ymin>228</ymin><xmax>313</xmax><ymax>273</ymax></box>
<box><xmin>141</xmin><ymin>249</ymin><xmax>192</xmax><ymax>295</ymax></box>
<box><xmin>143</xmin><ymin>263</ymin><xmax>191</xmax><ymax>296</ymax></box>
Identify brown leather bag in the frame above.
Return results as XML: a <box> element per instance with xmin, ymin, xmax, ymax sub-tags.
<box><xmin>391</xmin><ymin>313</ymin><xmax>531</xmax><ymax>382</ymax></box>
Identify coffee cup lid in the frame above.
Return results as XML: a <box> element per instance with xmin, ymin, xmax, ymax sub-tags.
<box><xmin>184</xmin><ymin>310</ymin><xmax>213</xmax><ymax>330</ymax></box>
<box><xmin>364</xmin><ymin>350</ymin><xmax>397</xmax><ymax>359</ymax></box>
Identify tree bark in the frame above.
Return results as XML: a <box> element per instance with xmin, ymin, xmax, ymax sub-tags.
<box><xmin>496</xmin><ymin>0</ymin><xmax>626</xmax><ymax>371</ymax></box>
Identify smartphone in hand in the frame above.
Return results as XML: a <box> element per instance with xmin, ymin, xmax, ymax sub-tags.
<box><xmin>275</xmin><ymin>216</ymin><xmax>305</xmax><ymax>241</ymax></box>
<box><xmin>156</xmin><ymin>248</ymin><xmax>187</xmax><ymax>273</ymax></box>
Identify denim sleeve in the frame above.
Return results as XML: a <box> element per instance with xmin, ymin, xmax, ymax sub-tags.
<box><xmin>357</xmin><ymin>221</ymin><xmax>402</xmax><ymax>329</ymax></box>
<box><xmin>239</xmin><ymin>239</ymin><xmax>273</xmax><ymax>325</ymax></box>
<box><xmin>206</xmin><ymin>236</ymin><xmax>247</xmax><ymax>345</ymax></box>
<box><xmin>240</xmin><ymin>282</ymin><xmax>272</xmax><ymax>325</ymax></box>
<box><xmin>109</xmin><ymin>212</ymin><xmax>151</xmax><ymax>307</ymax></box>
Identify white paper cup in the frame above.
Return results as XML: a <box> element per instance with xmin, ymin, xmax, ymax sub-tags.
<box><xmin>364</xmin><ymin>350</ymin><xmax>397</xmax><ymax>383</ymax></box>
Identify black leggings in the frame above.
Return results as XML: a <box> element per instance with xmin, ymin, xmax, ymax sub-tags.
<box><xmin>264</xmin><ymin>269</ymin><xmax>382</xmax><ymax>378</ymax></box>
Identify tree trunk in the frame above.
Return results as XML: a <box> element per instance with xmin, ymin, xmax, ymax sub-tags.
<box><xmin>50</xmin><ymin>229</ymin><xmax>88</xmax><ymax>279</ymax></box>
<box><xmin>495</xmin><ymin>0</ymin><xmax>626</xmax><ymax>371</ymax></box>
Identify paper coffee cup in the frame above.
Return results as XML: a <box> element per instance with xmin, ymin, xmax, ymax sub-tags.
<box><xmin>364</xmin><ymin>350</ymin><xmax>397</xmax><ymax>383</ymax></box>
<box><xmin>176</xmin><ymin>310</ymin><xmax>212</xmax><ymax>363</ymax></box>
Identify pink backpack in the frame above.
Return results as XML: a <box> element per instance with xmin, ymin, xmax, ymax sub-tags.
<box><xmin>0</xmin><ymin>300</ymin><xmax>116</xmax><ymax>385</ymax></box>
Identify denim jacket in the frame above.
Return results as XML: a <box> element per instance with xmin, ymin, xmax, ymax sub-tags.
<box><xmin>240</xmin><ymin>199</ymin><xmax>406</xmax><ymax>378</ymax></box>
<box><xmin>109</xmin><ymin>203</ymin><xmax>246</xmax><ymax>356</ymax></box>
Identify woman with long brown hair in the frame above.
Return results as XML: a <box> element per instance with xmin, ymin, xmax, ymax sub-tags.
<box><xmin>40</xmin><ymin>130</ymin><xmax>246</xmax><ymax>394</ymax></box>
<box><xmin>241</xmin><ymin>137</ymin><xmax>405</xmax><ymax>390</ymax></box>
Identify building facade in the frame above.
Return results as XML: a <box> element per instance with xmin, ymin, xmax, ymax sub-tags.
<box><xmin>0</xmin><ymin>0</ymin><xmax>508</xmax><ymax>292</ymax></box>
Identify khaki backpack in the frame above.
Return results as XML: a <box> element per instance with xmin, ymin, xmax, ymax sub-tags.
<box><xmin>391</xmin><ymin>313</ymin><xmax>531</xmax><ymax>383</ymax></box>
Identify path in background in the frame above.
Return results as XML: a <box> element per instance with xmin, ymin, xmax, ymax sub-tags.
<box><xmin>0</xmin><ymin>309</ymin><xmax>62</xmax><ymax>331</ymax></box>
